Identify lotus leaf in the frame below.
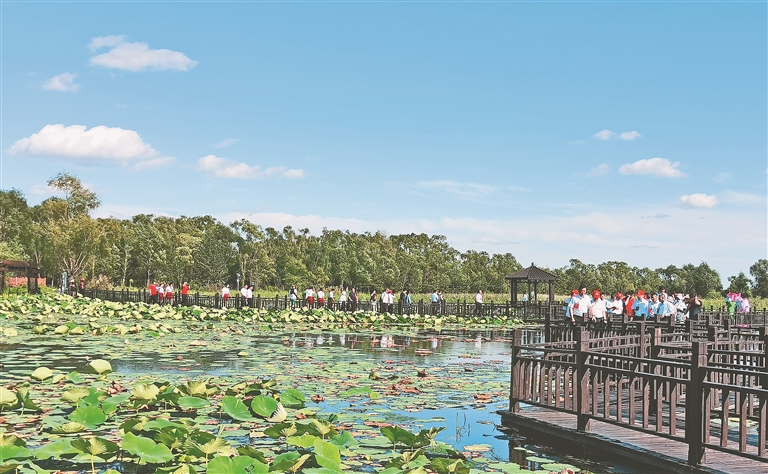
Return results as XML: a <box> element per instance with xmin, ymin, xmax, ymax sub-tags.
<box><xmin>286</xmin><ymin>434</ymin><xmax>318</xmax><ymax>448</ymax></box>
<box><xmin>270</xmin><ymin>451</ymin><xmax>309</xmax><ymax>472</ymax></box>
<box><xmin>2</xmin><ymin>328</ymin><xmax>17</xmax><ymax>337</ymax></box>
<box><xmin>87</xmin><ymin>359</ymin><xmax>112</xmax><ymax>375</ymax></box>
<box><xmin>0</xmin><ymin>444</ymin><xmax>32</xmax><ymax>463</ymax></box>
<box><xmin>62</xmin><ymin>387</ymin><xmax>91</xmax><ymax>404</ymax></box>
<box><xmin>251</xmin><ymin>394</ymin><xmax>277</xmax><ymax>418</ymax></box>
<box><xmin>236</xmin><ymin>446</ymin><xmax>268</xmax><ymax>464</ymax></box>
<box><xmin>313</xmin><ymin>438</ymin><xmax>342</xmax><ymax>472</ymax></box>
<box><xmin>54</xmin><ymin>325</ymin><xmax>69</xmax><ymax>334</ymax></box>
<box><xmin>207</xmin><ymin>455</ymin><xmax>267</xmax><ymax>474</ymax></box>
<box><xmin>69</xmin><ymin>406</ymin><xmax>107</xmax><ymax>429</ymax></box>
<box><xmin>0</xmin><ymin>388</ymin><xmax>17</xmax><ymax>409</ymax></box>
<box><xmin>183</xmin><ymin>432</ymin><xmax>229</xmax><ymax>460</ymax></box>
<box><xmin>51</xmin><ymin>422</ymin><xmax>88</xmax><ymax>434</ymax></box>
<box><xmin>122</xmin><ymin>432</ymin><xmax>174</xmax><ymax>464</ymax></box>
<box><xmin>330</xmin><ymin>431</ymin><xmax>358</xmax><ymax>448</ymax></box>
<box><xmin>280</xmin><ymin>388</ymin><xmax>306</xmax><ymax>408</ymax></box>
<box><xmin>430</xmin><ymin>458</ymin><xmax>471</xmax><ymax>474</ymax></box>
<box><xmin>33</xmin><ymin>439</ymin><xmax>78</xmax><ymax>460</ymax></box>
<box><xmin>220</xmin><ymin>396</ymin><xmax>254</xmax><ymax>421</ymax></box>
<box><xmin>381</xmin><ymin>426</ymin><xmax>420</xmax><ymax>448</ymax></box>
<box><xmin>131</xmin><ymin>383</ymin><xmax>160</xmax><ymax>402</ymax></box>
<box><xmin>177</xmin><ymin>396</ymin><xmax>209</xmax><ymax>410</ymax></box>
<box><xmin>30</xmin><ymin>367</ymin><xmax>53</xmax><ymax>381</ymax></box>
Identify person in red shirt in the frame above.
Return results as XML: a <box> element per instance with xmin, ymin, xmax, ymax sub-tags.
<box><xmin>624</xmin><ymin>291</ymin><xmax>635</xmax><ymax>319</ymax></box>
<box><xmin>181</xmin><ymin>282</ymin><xmax>190</xmax><ymax>306</ymax></box>
<box><xmin>148</xmin><ymin>281</ymin><xmax>158</xmax><ymax>304</ymax></box>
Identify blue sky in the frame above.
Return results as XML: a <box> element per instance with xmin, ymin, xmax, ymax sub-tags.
<box><xmin>2</xmin><ymin>1</ymin><xmax>766</xmax><ymax>279</ymax></box>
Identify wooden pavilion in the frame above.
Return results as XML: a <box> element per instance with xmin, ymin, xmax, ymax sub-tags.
<box><xmin>0</xmin><ymin>260</ymin><xmax>41</xmax><ymax>294</ymax></box>
<box><xmin>505</xmin><ymin>263</ymin><xmax>558</xmax><ymax>304</ymax></box>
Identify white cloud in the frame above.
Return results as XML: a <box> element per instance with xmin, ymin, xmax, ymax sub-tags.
<box><xmin>197</xmin><ymin>155</ymin><xmax>303</xmax><ymax>179</ymax></box>
<box><xmin>588</xmin><ymin>164</ymin><xmax>609</xmax><ymax>177</ymax></box>
<box><xmin>283</xmin><ymin>169</ymin><xmax>306</xmax><ymax>179</ymax></box>
<box><xmin>29</xmin><ymin>184</ymin><xmax>61</xmax><ymax>196</ymax></box>
<box><xmin>619</xmin><ymin>131</ymin><xmax>641</xmax><ymax>140</ymax></box>
<box><xmin>713</xmin><ymin>172</ymin><xmax>731</xmax><ymax>183</ymax></box>
<box><xmin>43</xmin><ymin>72</ymin><xmax>79</xmax><ymax>92</ymax></box>
<box><xmin>89</xmin><ymin>36</ymin><xmax>197</xmax><ymax>71</ymax></box>
<box><xmin>133</xmin><ymin>156</ymin><xmax>175</xmax><ymax>171</ymax></box>
<box><xmin>618</xmin><ymin>158</ymin><xmax>685</xmax><ymax>178</ymax></box>
<box><xmin>679</xmin><ymin>193</ymin><xmax>719</xmax><ymax>208</ymax></box>
<box><xmin>719</xmin><ymin>190</ymin><xmax>766</xmax><ymax>207</ymax></box>
<box><xmin>88</xmin><ymin>35</ymin><xmax>127</xmax><ymax>51</ymax></box>
<box><xmin>215</xmin><ymin>138</ymin><xmax>239</xmax><ymax>148</ymax></box>
<box><xmin>9</xmin><ymin>124</ymin><xmax>159</xmax><ymax>161</ymax></box>
<box><xmin>417</xmin><ymin>180</ymin><xmax>497</xmax><ymax>197</ymax></box>
<box><xmin>592</xmin><ymin>129</ymin><xmax>615</xmax><ymax>140</ymax></box>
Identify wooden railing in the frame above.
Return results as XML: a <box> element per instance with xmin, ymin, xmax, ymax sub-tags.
<box><xmin>79</xmin><ymin>288</ymin><xmax>553</xmax><ymax>320</ymax></box>
<box><xmin>509</xmin><ymin>326</ymin><xmax>768</xmax><ymax>466</ymax></box>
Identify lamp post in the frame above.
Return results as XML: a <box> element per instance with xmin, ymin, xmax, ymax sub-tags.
<box><xmin>236</xmin><ymin>273</ymin><xmax>241</xmax><ymax>291</ymax></box>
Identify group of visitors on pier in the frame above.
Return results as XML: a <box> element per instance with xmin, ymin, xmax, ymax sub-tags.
<box><xmin>147</xmin><ymin>281</ymin><xmax>190</xmax><ymax>305</ymax></box>
<box><xmin>563</xmin><ymin>286</ymin><xmax>703</xmax><ymax>326</ymax></box>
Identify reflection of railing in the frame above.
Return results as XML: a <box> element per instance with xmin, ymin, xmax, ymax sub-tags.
<box><xmin>509</xmin><ymin>326</ymin><xmax>768</xmax><ymax>466</ymax></box>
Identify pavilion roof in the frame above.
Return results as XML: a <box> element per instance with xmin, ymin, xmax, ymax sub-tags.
<box><xmin>505</xmin><ymin>264</ymin><xmax>558</xmax><ymax>281</ymax></box>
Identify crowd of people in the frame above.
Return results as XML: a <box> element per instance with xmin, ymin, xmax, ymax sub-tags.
<box><xmin>147</xmin><ymin>281</ymin><xmax>190</xmax><ymax>305</ymax></box>
<box><xmin>562</xmin><ymin>286</ymin><xmax>752</xmax><ymax>326</ymax></box>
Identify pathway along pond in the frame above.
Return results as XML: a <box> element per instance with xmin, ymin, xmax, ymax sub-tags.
<box><xmin>1</xmin><ymin>322</ymin><xmax>642</xmax><ymax>474</ymax></box>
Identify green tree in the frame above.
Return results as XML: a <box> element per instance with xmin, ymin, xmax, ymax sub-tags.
<box><xmin>727</xmin><ymin>272</ymin><xmax>752</xmax><ymax>296</ymax></box>
<box><xmin>750</xmin><ymin>259</ymin><xmax>768</xmax><ymax>298</ymax></box>
<box><xmin>685</xmin><ymin>262</ymin><xmax>722</xmax><ymax>297</ymax></box>
<box><xmin>34</xmin><ymin>173</ymin><xmax>106</xmax><ymax>279</ymax></box>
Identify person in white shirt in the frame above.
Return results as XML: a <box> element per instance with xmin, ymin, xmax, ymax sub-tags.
<box><xmin>246</xmin><ymin>285</ymin><xmax>254</xmax><ymax>307</ymax></box>
<box><xmin>573</xmin><ymin>287</ymin><xmax>591</xmax><ymax>323</ymax></box>
<box><xmin>339</xmin><ymin>290</ymin><xmax>347</xmax><ymax>311</ymax></box>
<box><xmin>474</xmin><ymin>290</ymin><xmax>483</xmax><ymax>315</ymax></box>
<box><xmin>221</xmin><ymin>284</ymin><xmax>230</xmax><ymax>307</ymax></box>
<box><xmin>317</xmin><ymin>289</ymin><xmax>325</xmax><ymax>307</ymax></box>
<box><xmin>608</xmin><ymin>292</ymin><xmax>624</xmax><ymax>321</ymax></box>
<box><xmin>241</xmin><ymin>285</ymin><xmax>248</xmax><ymax>298</ymax></box>
<box><xmin>589</xmin><ymin>290</ymin><xmax>607</xmax><ymax>324</ymax></box>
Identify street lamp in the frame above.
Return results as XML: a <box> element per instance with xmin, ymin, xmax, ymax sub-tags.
<box><xmin>236</xmin><ymin>273</ymin><xmax>241</xmax><ymax>290</ymax></box>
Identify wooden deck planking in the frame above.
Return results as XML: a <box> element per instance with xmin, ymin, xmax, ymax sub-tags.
<box><xmin>499</xmin><ymin>407</ymin><xmax>767</xmax><ymax>474</ymax></box>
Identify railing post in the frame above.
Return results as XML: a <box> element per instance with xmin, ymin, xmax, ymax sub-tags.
<box><xmin>544</xmin><ymin>302</ymin><xmax>551</xmax><ymax>343</ymax></box>
<box><xmin>509</xmin><ymin>328</ymin><xmax>522</xmax><ymax>413</ymax></box>
<box><xmin>576</xmin><ymin>327</ymin><xmax>591</xmax><ymax>431</ymax></box>
<box><xmin>687</xmin><ymin>340</ymin><xmax>707</xmax><ymax>465</ymax></box>
<box><xmin>194</xmin><ymin>292</ymin><xmax>199</xmax><ymax>306</ymax></box>
<box><xmin>215</xmin><ymin>293</ymin><xmax>220</xmax><ymax>308</ymax></box>
<box><xmin>418</xmin><ymin>299</ymin><xmax>423</xmax><ymax>315</ymax></box>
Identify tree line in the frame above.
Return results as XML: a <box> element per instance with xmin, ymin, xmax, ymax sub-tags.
<box><xmin>1</xmin><ymin>173</ymin><xmax>766</xmax><ymax>298</ymax></box>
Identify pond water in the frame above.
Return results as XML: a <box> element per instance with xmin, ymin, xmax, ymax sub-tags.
<box><xmin>1</xmin><ymin>326</ymin><xmax>640</xmax><ymax>473</ymax></box>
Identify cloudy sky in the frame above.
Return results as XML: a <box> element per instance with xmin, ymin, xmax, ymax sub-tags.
<box><xmin>1</xmin><ymin>2</ymin><xmax>766</xmax><ymax>279</ymax></box>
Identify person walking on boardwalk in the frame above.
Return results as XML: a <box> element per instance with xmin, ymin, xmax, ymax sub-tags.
<box><xmin>370</xmin><ymin>289</ymin><xmax>378</xmax><ymax>312</ymax></box>
<box><xmin>221</xmin><ymin>284</ymin><xmax>230</xmax><ymax>307</ymax></box>
<box><xmin>339</xmin><ymin>289</ymin><xmax>347</xmax><ymax>311</ymax></box>
<box><xmin>165</xmin><ymin>283</ymin><xmax>174</xmax><ymax>306</ymax></box>
<box><xmin>573</xmin><ymin>287</ymin><xmax>591</xmax><ymax>324</ymax></box>
<box><xmin>474</xmin><ymin>289</ymin><xmax>483</xmax><ymax>316</ymax></box>
<box><xmin>565</xmin><ymin>290</ymin><xmax>578</xmax><ymax>326</ymax></box>
<box><xmin>289</xmin><ymin>285</ymin><xmax>298</xmax><ymax>308</ymax></box>
<box><xmin>181</xmin><ymin>282</ymin><xmax>189</xmax><ymax>306</ymax></box>
<box><xmin>350</xmin><ymin>288</ymin><xmax>358</xmax><ymax>311</ymax></box>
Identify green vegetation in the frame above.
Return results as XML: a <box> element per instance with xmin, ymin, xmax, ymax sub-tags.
<box><xmin>3</xmin><ymin>173</ymin><xmax>764</xmax><ymax>299</ymax></box>
<box><xmin>0</xmin><ymin>294</ymin><xmax>593</xmax><ymax>474</ymax></box>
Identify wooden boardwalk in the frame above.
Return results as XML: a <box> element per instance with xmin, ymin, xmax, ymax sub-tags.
<box><xmin>499</xmin><ymin>407</ymin><xmax>764</xmax><ymax>474</ymax></box>
<box><xmin>502</xmin><ymin>325</ymin><xmax>768</xmax><ymax>473</ymax></box>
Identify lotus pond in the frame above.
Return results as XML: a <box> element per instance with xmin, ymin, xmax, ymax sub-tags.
<box><xmin>0</xmin><ymin>295</ymin><xmax>636</xmax><ymax>474</ymax></box>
